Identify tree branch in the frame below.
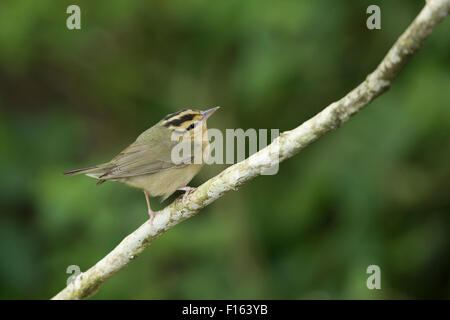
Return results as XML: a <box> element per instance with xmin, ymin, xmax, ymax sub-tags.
<box><xmin>52</xmin><ymin>0</ymin><xmax>450</xmax><ymax>300</ymax></box>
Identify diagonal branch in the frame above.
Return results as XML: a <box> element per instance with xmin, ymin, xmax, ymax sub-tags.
<box><xmin>52</xmin><ymin>0</ymin><xmax>450</xmax><ymax>300</ymax></box>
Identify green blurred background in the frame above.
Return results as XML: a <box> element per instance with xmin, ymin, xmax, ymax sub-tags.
<box><xmin>0</xmin><ymin>0</ymin><xmax>449</xmax><ymax>299</ymax></box>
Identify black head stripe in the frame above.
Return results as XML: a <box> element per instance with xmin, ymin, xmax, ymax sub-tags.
<box><xmin>164</xmin><ymin>108</ymin><xmax>188</xmax><ymax>121</ymax></box>
<box><xmin>164</xmin><ymin>113</ymin><xmax>196</xmax><ymax>127</ymax></box>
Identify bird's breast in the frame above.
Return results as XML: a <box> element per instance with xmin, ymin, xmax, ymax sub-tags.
<box><xmin>122</xmin><ymin>164</ymin><xmax>204</xmax><ymax>201</ymax></box>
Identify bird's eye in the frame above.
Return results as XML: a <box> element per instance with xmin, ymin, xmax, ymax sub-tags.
<box><xmin>187</xmin><ymin>123</ymin><xmax>196</xmax><ymax>130</ymax></box>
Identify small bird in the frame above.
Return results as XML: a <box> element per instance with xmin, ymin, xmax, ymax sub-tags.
<box><xmin>64</xmin><ymin>107</ymin><xmax>219</xmax><ymax>224</ymax></box>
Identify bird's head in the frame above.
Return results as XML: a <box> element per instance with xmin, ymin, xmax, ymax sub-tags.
<box><xmin>162</xmin><ymin>107</ymin><xmax>220</xmax><ymax>138</ymax></box>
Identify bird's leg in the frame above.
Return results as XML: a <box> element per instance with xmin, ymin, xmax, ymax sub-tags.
<box><xmin>178</xmin><ymin>186</ymin><xmax>197</xmax><ymax>203</ymax></box>
<box><xmin>144</xmin><ymin>190</ymin><xmax>156</xmax><ymax>225</ymax></box>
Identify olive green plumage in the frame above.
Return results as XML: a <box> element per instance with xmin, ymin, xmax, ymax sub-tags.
<box><xmin>64</xmin><ymin>107</ymin><xmax>219</xmax><ymax>204</ymax></box>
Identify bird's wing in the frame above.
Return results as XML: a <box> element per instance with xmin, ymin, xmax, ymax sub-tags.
<box><xmin>98</xmin><ymin>130</ymin><xmax>195</xmax><ymax>180</ymax></box>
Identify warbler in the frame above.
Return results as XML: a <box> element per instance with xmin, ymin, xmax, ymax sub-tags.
<box><xmin>64</xmin><ymin>107</ymin><xmax>219</xmax><ymax>224</ymax></box>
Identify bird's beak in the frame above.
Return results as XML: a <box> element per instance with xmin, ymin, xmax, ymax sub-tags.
<box><xmin>201</xmin><ymin>106</ymin><xmax>220</xmax><ymax>120</ymax></box>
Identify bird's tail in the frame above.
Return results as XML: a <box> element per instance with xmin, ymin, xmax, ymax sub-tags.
<box><xmin>64</xmin><ymin>163</ymin><xmax>115</xmax><ymax>186</ymax></box>
<box><xmin>63</xmin><ymin>164</ymin><xmax>111</xmax><ymax>178</ymax></box>
<box><xmin>63</xmin><ymin>166</ymin><xmax>95</xmax><ymax>176</ymax></box>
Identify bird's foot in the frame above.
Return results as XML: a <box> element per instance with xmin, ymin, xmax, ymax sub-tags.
<box><xmin>178</xmin><ymin>186</ymin><xmax>197</xmax><ymax>203</ymax></box>
<box><xmin>144</xmin><ymin>190</ymin><xmax>158</xmax><ymax>226</ymax></box>
<box><xmin>148</xmin><ymin>208</ymin><xmax>156</xmax><ymax>226</ymax></box>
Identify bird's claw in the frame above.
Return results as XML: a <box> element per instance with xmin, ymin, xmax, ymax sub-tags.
<box><xmin>178</xmin><ymin>186</ymin><xmax>197</xmax><ymax>203</ymax></box>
